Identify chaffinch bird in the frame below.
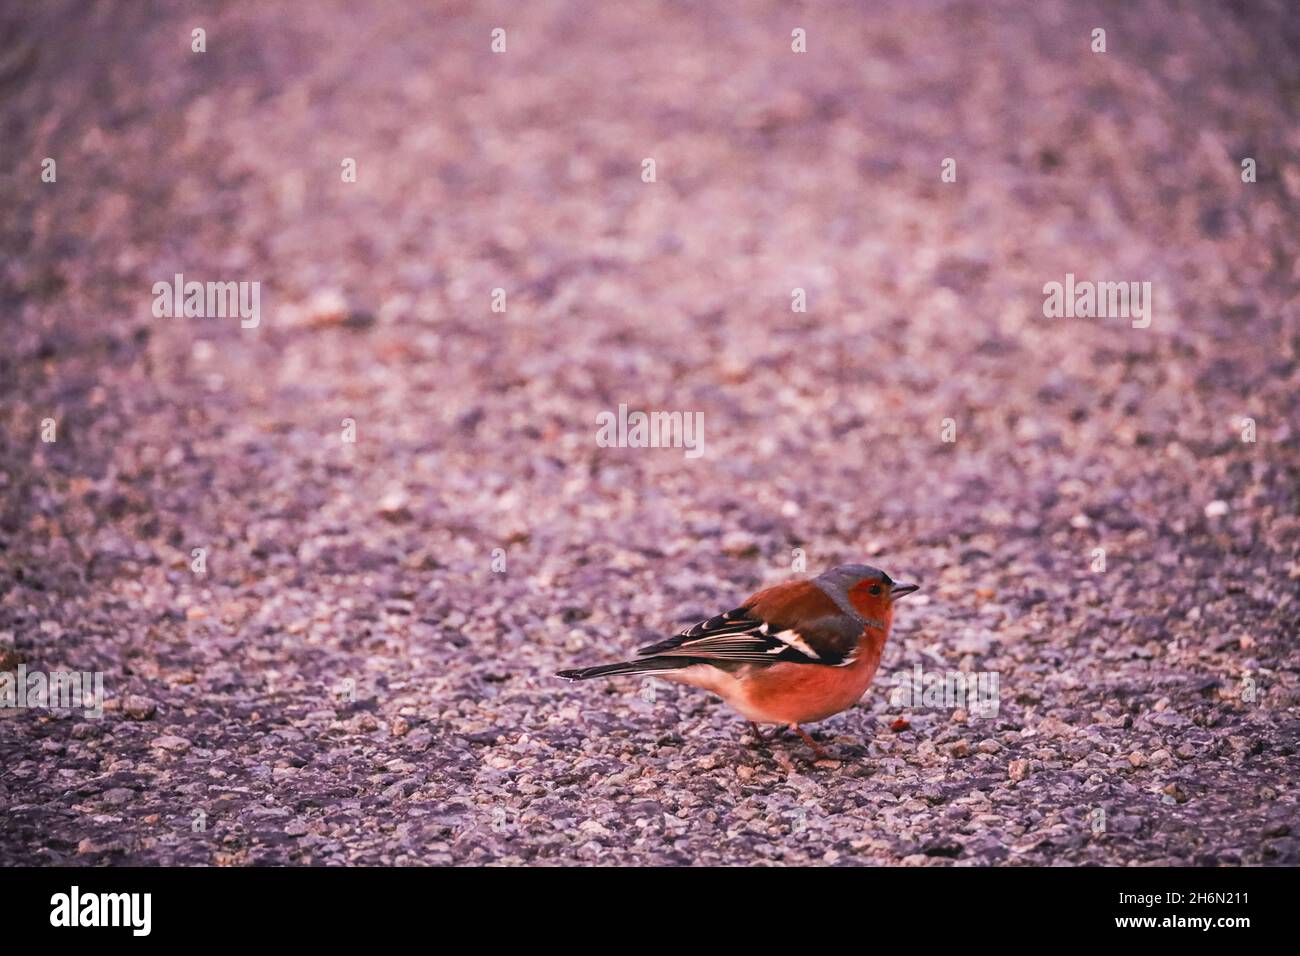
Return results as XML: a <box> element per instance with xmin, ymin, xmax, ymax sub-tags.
<box><xmin>557</xmin><ymin>564</ymin><xmax>918</xmax><ymax>759</ymax></box>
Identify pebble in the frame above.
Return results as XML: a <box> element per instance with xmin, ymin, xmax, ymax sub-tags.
<box><xmin>123</xmin><ymin>695</ymin><xmax>158</xmax><ymax>720</ymax></box>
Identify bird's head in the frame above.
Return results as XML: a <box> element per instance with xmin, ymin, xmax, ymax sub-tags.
<box><xmin>814</xmin><ymin>563</ymin><xmax>919</xmax><ymax>623</ymax></box>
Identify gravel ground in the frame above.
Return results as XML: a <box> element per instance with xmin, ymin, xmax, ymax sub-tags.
<box><xmin>2</xmin><ymin>0</ymin><xmax>1298</xmax><ymax>866</ymax></box>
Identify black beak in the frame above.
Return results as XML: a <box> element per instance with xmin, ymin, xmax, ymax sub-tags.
<box><xmin>891</xmin><ymin>582</ymin><xmax>919</xmax><ymax>598</ymax></box>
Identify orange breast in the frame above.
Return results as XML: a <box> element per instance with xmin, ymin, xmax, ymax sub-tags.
<box><xmin>738</xmin><ymin>632</ymin><xmax>886</xmax><ymax>725</ymax></box>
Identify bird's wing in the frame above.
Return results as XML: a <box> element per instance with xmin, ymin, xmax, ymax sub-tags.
<box><xmin>636</xmin><ymin>581</ymin><xmax>864</xmax><ymax>666</ymax></box>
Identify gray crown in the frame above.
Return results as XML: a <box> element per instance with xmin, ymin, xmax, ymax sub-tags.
<box><xmin>812</xmin><ymin>564</ymin><xmax>893</xmax><ymax>621</ymax></box>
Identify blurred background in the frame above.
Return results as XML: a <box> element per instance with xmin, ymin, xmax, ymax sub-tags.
<box><xmin>1</xmin><ymin>0</ymin><xmax>1297</xmax><ymax>865</ymax></box>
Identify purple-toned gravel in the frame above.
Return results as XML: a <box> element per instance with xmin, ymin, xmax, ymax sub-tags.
<box><xmin>1</xmin><ymin>0</ymin><xmax>1297</xmax><ymax>865</ymax></box>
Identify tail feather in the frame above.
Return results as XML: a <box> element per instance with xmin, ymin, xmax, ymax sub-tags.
<box><xmin>556</xmin><ymin>656</ymin><xmax>703</xmax><ymax>681</ymax></box>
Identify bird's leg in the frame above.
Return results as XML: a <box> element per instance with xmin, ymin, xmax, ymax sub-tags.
<box><xmin>748</xmin><ymin>721</ymin><xmax>775</xmax><ymax>743</ymax></box>
<box><xmin>791</xmin><ymin>724</ymin><xmax>831</xmax><ymax>760</ymax></box>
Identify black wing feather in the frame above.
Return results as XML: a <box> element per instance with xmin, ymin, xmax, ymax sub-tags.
<box><xmin>636</xmin><ymin>606</ymin><xmax>859</xmax><ymax>667</ymax></box>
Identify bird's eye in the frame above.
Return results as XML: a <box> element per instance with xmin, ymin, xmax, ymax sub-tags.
<box><xmin>869</xmin><ymin>585</ymin><xmax>882</xmax><ymax>595</ymax></box>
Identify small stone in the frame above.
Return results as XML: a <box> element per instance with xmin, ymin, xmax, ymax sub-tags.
<box><xmin>1035</xmin><ymin>716</ymin><xmax>1073</xmax><ymax>738</ymax></box>
<box><xmin>390</xmin><ymin>716</ymin><xmax>411</xmax><ymax>737</ymax></box>
<box><xmin>1204</xmin><ymin>500</ymin><xmax>1229</xmax><ymax>518</ymax></box>
<box><xmin>1008</xmin><ymin>759</ymin><xmax>1030</xmax><ymax>782</ymax></box>
<box><xmin>304</xmin><ymin>288</ymin><xmax>349</xmax><ymax>325</ymax></box>
<box><xmin>349</xmin><ymin>713</ymin><xmax>379</xmax><ymax>733</ymax></box>
<box><xmin>949</xmin><ymin>740</ymin><xmax>971</xmax><ymax>758</ymax></box>
<box><xmin>720</xmin><ymin>531</ymin><xmax>759</xmax><ymax>557</ymax></box>
<box><xmin>123</xmin><ymin>695</ymin><xmax>157</xmax><ymax>720</ymax></box>
<box><xmin>1129</xmin><ymin>751</ymin><xmax>1147</xmax><ymax>767</ymax></box>
<box><xmin>377</xmin><ymin>490</ymin><xmax>412</xmax><ymax>521</ymax></box>
<box><xmin>102</xmin><ymin>787</ymin><xmax>134</xmax><ymax>805</ymax></box>
<box><xmin>150</xmin><ymin>734</ymin><xmax>192</xmax><ymax>752</ymax></box>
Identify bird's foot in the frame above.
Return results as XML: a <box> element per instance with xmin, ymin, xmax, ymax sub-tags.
<box><xmin>791</xmin><ymin>724</ymin><xmax>832</xmax><ymax>762</ymax></box>
<box><xmin>747</xmin><ymin>721</ymin><xmax>777</xmax><ymax>744</ymax></box>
